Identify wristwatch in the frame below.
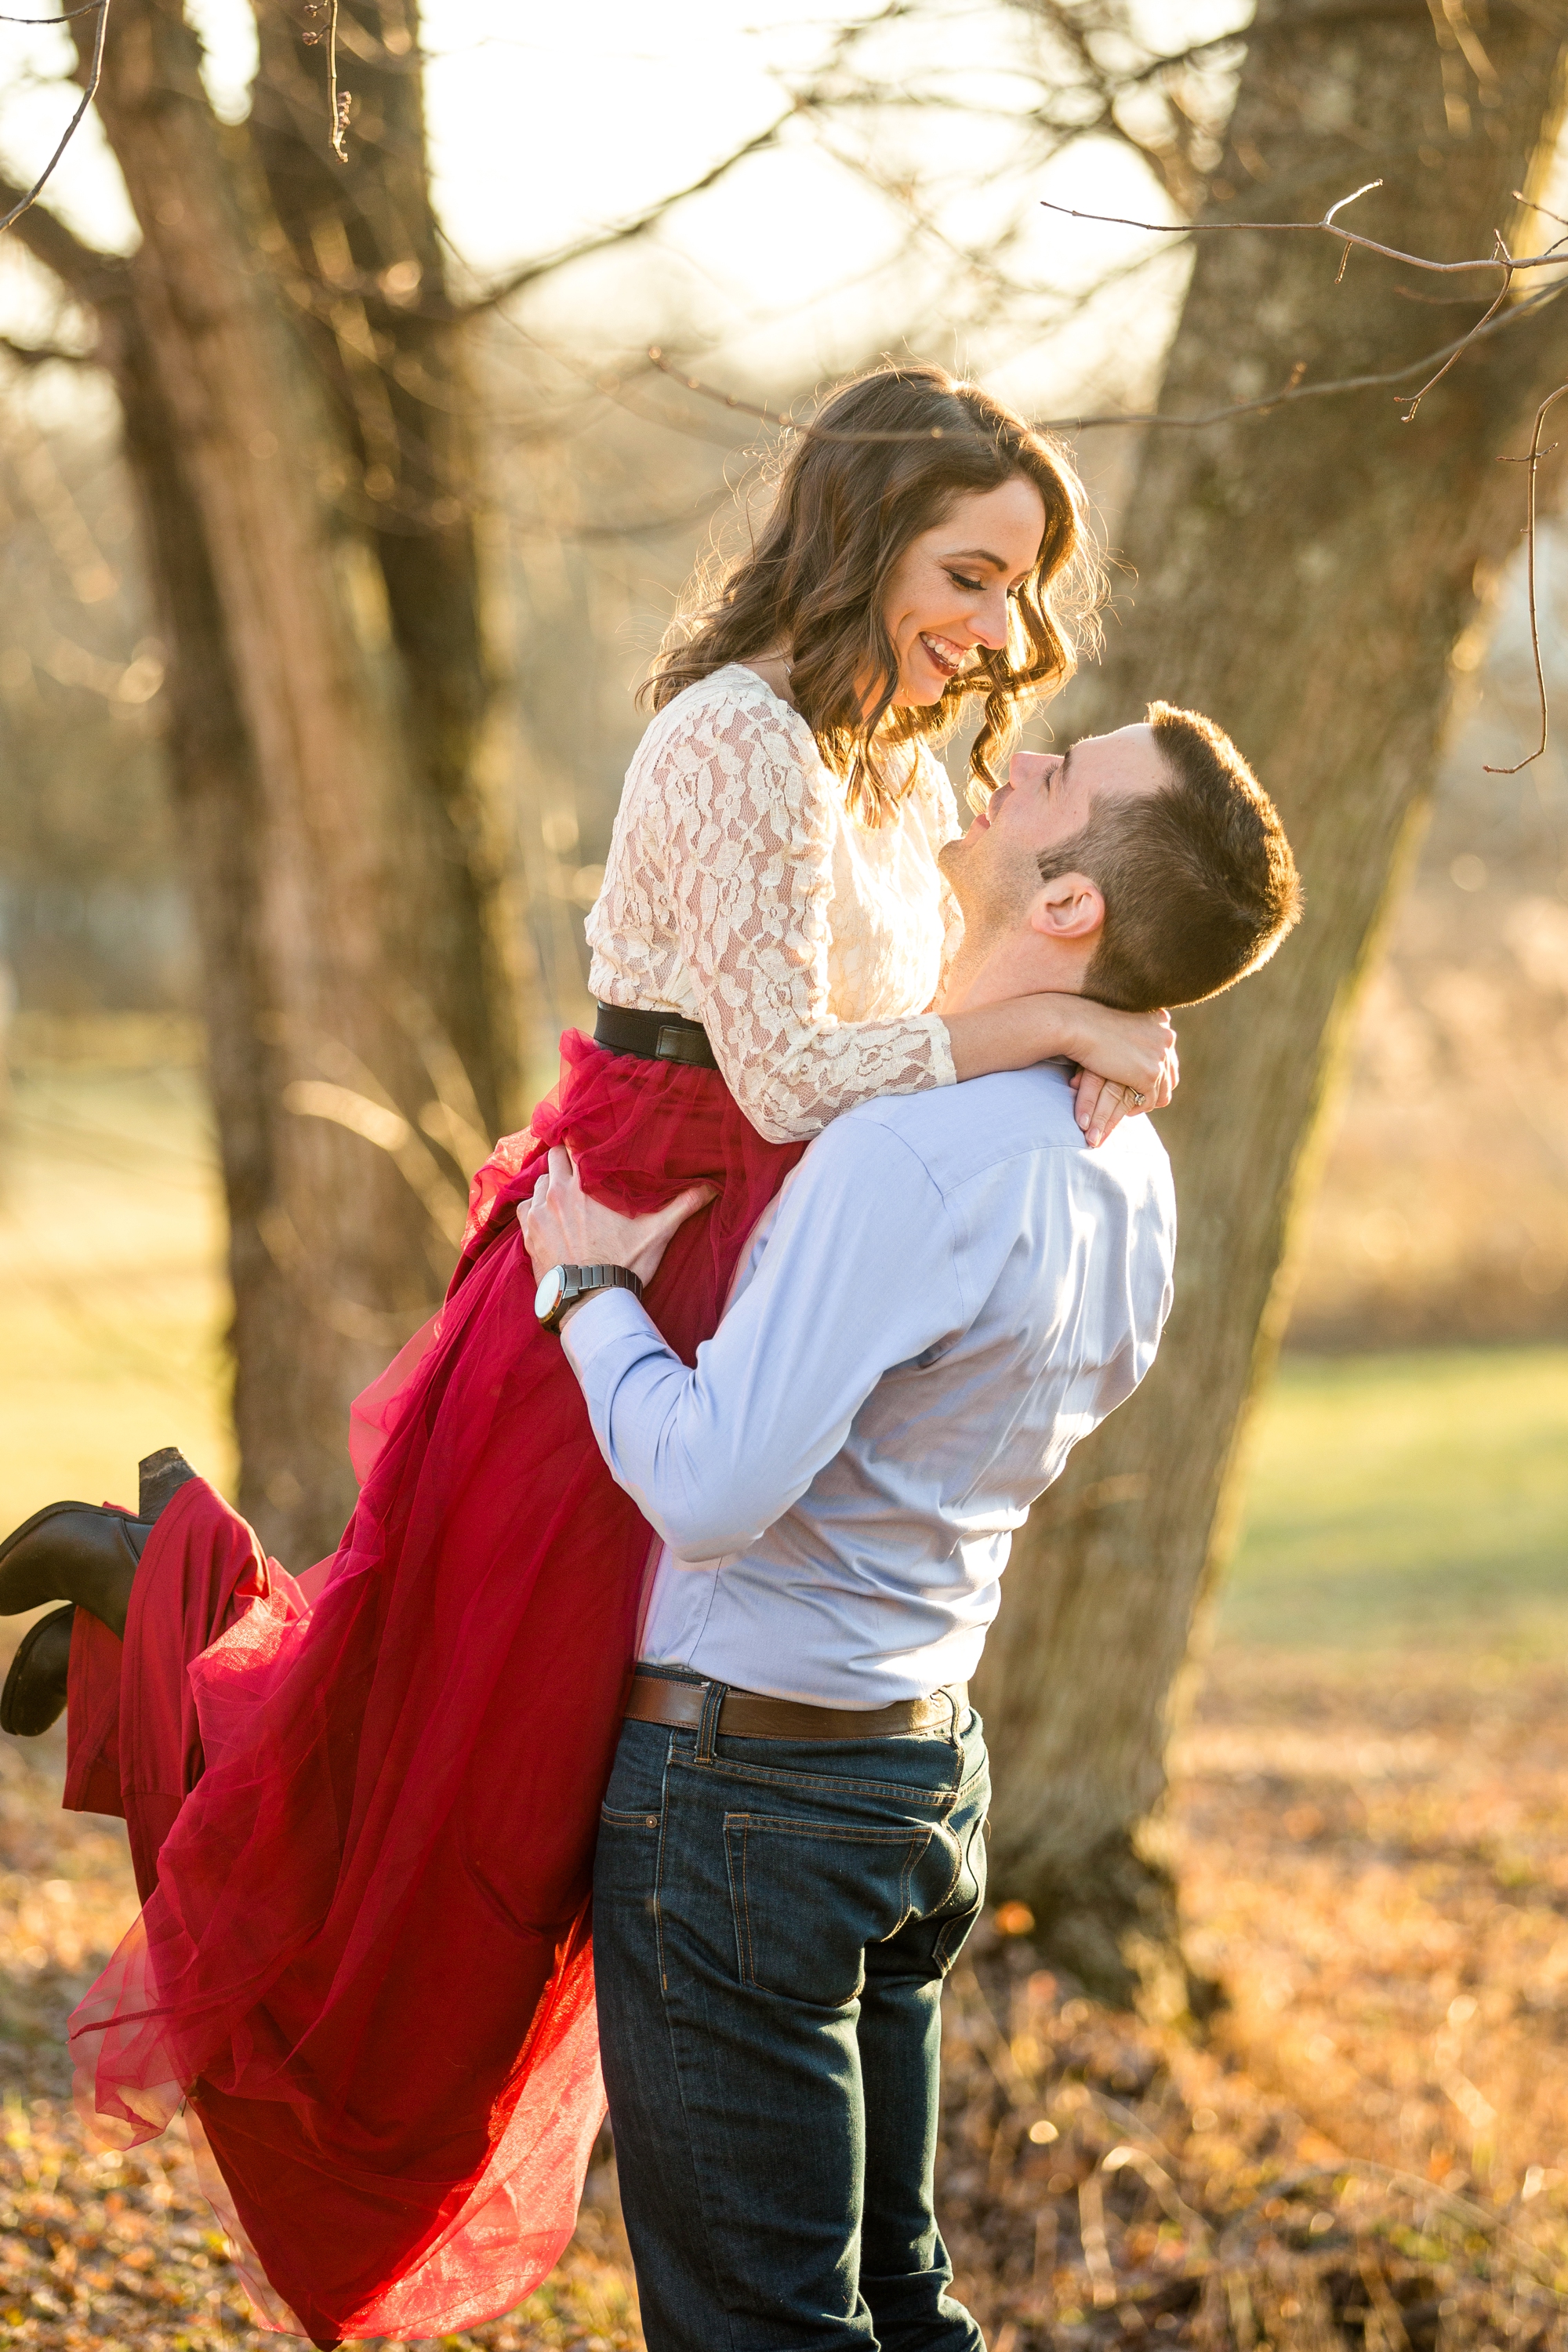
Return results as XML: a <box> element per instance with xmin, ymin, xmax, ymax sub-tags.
<box><xmin>534</xmin><ymin>1263</ymin><xmax>644</xmax><ymax>1333</ymax></box>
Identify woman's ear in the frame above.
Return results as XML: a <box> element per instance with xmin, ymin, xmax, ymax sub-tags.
<box><xmin>1029</xmin><ymin>871</ymin><xmax>1105</xmax><ymax>944</ymax></box>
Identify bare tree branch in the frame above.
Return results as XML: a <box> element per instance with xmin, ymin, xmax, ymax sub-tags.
<box><xmin>1483</xmin><ymin>379</ymin><xmax>1568</xmax><ymax>775</ymax></box>
<box><xmin>1040</xmin><ymin>180</ymin><xmax>1568</xmax><ymax>416</ymax></box>
<box><xmin>1</xmin><ymin>0</ymin><xmax>110</xmax><ymax>236</ymax></box>
<box><xmin>296</xmin><ymin>0</ymin><xmax>353</xmax><ymax>159</ymax></box>
<box><xmin>1040</xmin><ymin>178</ymin><xmax>1566</xmax><ymax>273</ymax></box>
<box><xmin>0</xmin><ymin>163</ymin><xmax>123</xmax><ymax>309</ymax></box>
<box><xmin>459</xmin><ymin>113</ymin><xmax>795</xmax><ymax>318</ymax></box>
<box><xmin>647</xmin><ymin>276</ymin><xmax>1567</xmax><ymax>438</ymax></box>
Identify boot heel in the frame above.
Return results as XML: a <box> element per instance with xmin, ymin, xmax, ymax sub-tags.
<box><xmin>1</xmin><ymin>1603</ymin><xmax>75</xmax><ymax>1736</ymax></box>
<box><xmin>138</xmin><ymin>1448</ymin><xmax>198</xmax><ymax>1523</ymax></box>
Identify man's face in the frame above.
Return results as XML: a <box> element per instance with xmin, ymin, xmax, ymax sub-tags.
<box><xmin>938</xmin><ymin>723</ymin><xmax>1167</xmax><ymax>927</ymax></box>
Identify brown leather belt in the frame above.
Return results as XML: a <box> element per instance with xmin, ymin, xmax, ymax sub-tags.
<box><xmin>624</xmin><ymin>1668</ymin><xmax>967</xmax><ymax>1742</ymax></box>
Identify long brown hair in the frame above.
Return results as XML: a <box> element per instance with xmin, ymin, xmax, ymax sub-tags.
<box><xmin>643</xmin><ymin>361</ymin><xmax>1102</xmax><ymax>822</ymax></box>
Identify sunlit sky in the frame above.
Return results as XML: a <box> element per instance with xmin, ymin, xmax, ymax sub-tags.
<box><xmin>0</xmin><ymin>2</ymin><xmax>1229</xmax><ymax>414</ymax></box>
<box><xmin>5</xmin><ymin>1</ymin><xmax>869</xmax><ymax>263</ymax></box>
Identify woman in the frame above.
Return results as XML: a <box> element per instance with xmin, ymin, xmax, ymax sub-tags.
<box><xmin>0</xmin><ymin>363</ymin><xmax>1174</xmax><ymax>2345</ymax></box>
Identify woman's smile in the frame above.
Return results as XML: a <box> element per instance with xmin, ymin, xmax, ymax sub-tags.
<box><xmin>917</xmin><ymin>630</ymin><xmax>976</xmax><ymax>682</ymax></box>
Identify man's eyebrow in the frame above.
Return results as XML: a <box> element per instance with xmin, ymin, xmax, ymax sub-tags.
<box><xmin>1057</xmin><ymin>742</ymin><xmax>1076</xmax><ymax>786</ymax></box>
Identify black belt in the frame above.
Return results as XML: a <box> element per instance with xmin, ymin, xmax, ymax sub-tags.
<box><xmin>594</xmin><ymin>1001</ymin><xmax>719</xmax><ymax>1071</ymax></box>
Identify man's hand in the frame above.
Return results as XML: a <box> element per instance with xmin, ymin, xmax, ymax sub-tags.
<box><xmin>522</xmin><ymin>1146</ymin><xmax>715</xmax><ymax>1306</ymax></box>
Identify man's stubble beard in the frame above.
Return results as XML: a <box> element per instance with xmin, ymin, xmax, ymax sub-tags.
<box><xmin>938</xmin><ymin>832</ymin><xmax>1039</xmax><ymax>975</ymax></box>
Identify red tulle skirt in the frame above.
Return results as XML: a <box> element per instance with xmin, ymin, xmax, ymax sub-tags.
<box><xmin>64</xmin><ymin>1032</ymin><xmax>804</xmax><ymax>2347</ymax></box>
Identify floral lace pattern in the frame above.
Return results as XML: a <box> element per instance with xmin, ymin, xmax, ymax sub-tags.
<box><xmin>586</xmin><ymin>666</ymin><xmax>962</xmax><ymax>1144</ymax></box>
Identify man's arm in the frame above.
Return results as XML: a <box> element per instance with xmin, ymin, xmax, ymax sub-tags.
<box><xmin>527</xmin><ymin>1121</ymin><xmax>968</xmax><ymax>1559</ymax></box>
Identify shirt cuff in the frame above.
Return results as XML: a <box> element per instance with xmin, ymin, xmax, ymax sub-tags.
<box><xmin>559</xmin><ymin>1283</ymin><xmax>664</xmax><ymax>1380</ymax></box>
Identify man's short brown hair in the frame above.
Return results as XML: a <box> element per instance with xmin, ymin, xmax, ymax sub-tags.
<box><xmin>1036</xmin><ymin>702</ymin><xmax>1302</xmax><ymax>1011</ymax></box>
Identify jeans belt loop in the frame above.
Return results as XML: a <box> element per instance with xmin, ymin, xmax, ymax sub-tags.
<box><xmin>695</xmin><ymin>1679</ymin><xmax>728</xmax><ymax>1765</ymax></box>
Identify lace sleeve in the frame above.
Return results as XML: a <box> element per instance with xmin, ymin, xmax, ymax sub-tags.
<box><xmin>662</xmin><ymin>694</ymin><xmax>955</xmax><ymax>1145</ymax></box>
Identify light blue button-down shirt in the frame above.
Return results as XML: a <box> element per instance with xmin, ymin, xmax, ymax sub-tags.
<box><xmin>562</xmin><ymin>1064</ymin><xmax>1177</xmax><ymax>1708</ymax></box>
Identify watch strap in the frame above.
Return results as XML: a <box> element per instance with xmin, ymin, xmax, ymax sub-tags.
<box><xmin>574</xmin><ymin>1265</ymin><xmax>644</xmax><ymax>1304</ymax></box>
<box><xmin>543</xmin><ymin>1263</ymin><xmax>644</xmax><ymax>1330</ymax></box>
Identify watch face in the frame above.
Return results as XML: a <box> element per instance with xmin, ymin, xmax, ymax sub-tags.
<box><xmin>535</xmin><ymin>1265</ymin><xmax>568</xmax><ymax>1323</ymax></box>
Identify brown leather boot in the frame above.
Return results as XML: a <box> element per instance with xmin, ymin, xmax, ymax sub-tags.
<box><xmin>0</xmin><ymin>1501</ymin><xmax>149</xmax><ymax>1639</ymax></box>
<box><xmin>0</xmin><ymin>1448</ymin><xmax>200</xmax><ymax>1736</ymax></box>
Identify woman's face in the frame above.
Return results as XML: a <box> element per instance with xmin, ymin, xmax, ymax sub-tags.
<box><xmin>879</xmin><ymin>474</ymin><xmax>1048</xmax><ymax>710</ymax></box>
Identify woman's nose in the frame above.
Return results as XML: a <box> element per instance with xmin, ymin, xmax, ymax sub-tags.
<box><xmin>972</xmin><ymin>589</ymin><xmax>1010</xmax><ymax>650</ymax></box>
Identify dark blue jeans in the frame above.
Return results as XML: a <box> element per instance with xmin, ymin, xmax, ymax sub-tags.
<box><xmin>592</xmin><ymin>1686</ymin><xmax>990</xmax><ymax>2352</ymax></box>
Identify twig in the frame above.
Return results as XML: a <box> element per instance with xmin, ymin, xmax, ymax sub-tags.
<box><xmin>1046</xmin><ymin>283</ymin><xmax>1565</xmax><ymax>430</ymax></box>
<box><xmin>325</xmin><ymin>0</ymin><xmax>348</xmax><ymax>162</ymax></box>
<box><xmin>647</xmin><ymin>344</ymin><xmax>1021</xmax><ymax>443</ymax></box>
<box><xmin>647</xmin><ymin>347</ymin><xmax>792</xmax><ymax>429</ymax></box>
<box><xmin>1040</xmin><ymin>181</ymin><xmax>1568</xmax><ymax>419</ymax></box>
<box><xmin>1515</xmin><ymin>190</ymin><xmax>1568</xmax><ymax>239</ymax></box>
<box><xmin>463</xmin><ymin>114</ymin><xmax>791</xmax><ymax>318</ymax></box>
<box><xmin>1483</xmin><ymin>381</ymin><xmax>1568</xmax><ymax>777</ymax></box>
<box><xmin>1039</xmin><ymin>181</ymin><xmax>1566</xmax><ymax>279</ymax></box>
<box><xmin>1044</xmin><ymin>174</ymin><xmax>1568</xmax><ymax>771</ymax></box>
<box><xmin>302</xmin><ymin>0</ymin><xmax>350</xmax><ymax>161</ymax></box>
<box><xmin>647</xmin><ymin>279</ymin><xmax>1567</xmax><ymax>442</ymax></box>
<box><xmin>0</xmin><ymin>0</ymin><xmax>109</xmax><ymax>237</ymax></box>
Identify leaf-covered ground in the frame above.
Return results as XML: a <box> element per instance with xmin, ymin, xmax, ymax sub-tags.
<box><xmin>5</xmin><ymin>1640</ymin><xmax>1568</xmax><ymax>2350</ymax></box>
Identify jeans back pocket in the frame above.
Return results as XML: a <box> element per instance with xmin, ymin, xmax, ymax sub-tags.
<box><xmin>724</xmin><ymin>1813</ymin><xmax>933</xmax><ymax>2008</ymax></box>
<box><xmin>930</xmin><ymin>1812</ymin><xmax>989</xmax><ymax>1973</ymax></box>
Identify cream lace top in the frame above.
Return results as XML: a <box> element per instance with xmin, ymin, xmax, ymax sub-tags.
<box><xmin>586</xmin><ymin>664</ymin><xmax>962</xmax><ymax>1144</ymax></box>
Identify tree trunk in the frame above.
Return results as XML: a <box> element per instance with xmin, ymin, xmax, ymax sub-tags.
<box><xmin>975</xmin><ymin>0</ymin><xmax>1568</xmax><ymax>2013</ymax></box>
<box><xmin>246</xmin><ymin>0</ymin><xmax>522</xmax><ymax>1139</ymax></box>
<box><xmin>17</xmin><ymin>0</ymin><xmax>525</xmax><ymax>1562</ymax></box>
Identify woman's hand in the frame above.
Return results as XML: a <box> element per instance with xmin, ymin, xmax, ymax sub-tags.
<box><xmin>1065</xmin><ymin>1002</ymin><xmax>1178</xmax><ymax>1148</ymax></box>
<box><xmin>942</xmin><ymin>992</ymin><xmax>1178</xmax><ymax>1142</ymax></box>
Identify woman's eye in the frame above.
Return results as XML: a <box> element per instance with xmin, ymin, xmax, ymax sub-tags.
<box><xmin>947</xmin><ymin>571</ymin><xmax>985</xmax><ymax>593</ymax></box>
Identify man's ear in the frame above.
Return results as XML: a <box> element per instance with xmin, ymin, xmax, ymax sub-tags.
<box><xmin>1029</xmin><ymin>870</ymin><xmax>1105</xmax><ymax>944</ymax></box>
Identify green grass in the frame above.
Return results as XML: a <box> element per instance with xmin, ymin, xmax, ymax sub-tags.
<box><xmin>1221</xmin><ymin>1346</ymin><xmax>1568</xmax><ymax>1655</ymax></box>
<box><xmin>0</xmin><ymin>1065</ymin><xmax>234</xmax><ymax>1531</ymax></box>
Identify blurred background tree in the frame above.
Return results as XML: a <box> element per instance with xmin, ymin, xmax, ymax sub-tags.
<box><xmin>3</xmin><ymin>0</ymin><xmax>525</xmax><ymax>1560</ymax></box>
<box><xmin>1</xmin><ymin>0</ymin><xmax>1565</xmax><ymax>1996</ymax></box>
<box><xmin>969</xmin><ymin>0</ymin><xmax>1568</xmax><ymax>2013</ymax></box>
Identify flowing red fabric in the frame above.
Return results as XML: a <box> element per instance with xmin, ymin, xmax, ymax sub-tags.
<box><xmin>66</xmin><ymin>1033</ymin><xmax>804</xmax><ymax>2347</ymax></box>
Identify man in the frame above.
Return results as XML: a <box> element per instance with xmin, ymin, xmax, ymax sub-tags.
<box><xmin>522</xmin><ymin>702</ymin><xmax>1301</xmax><ymax>2352</ymax></box>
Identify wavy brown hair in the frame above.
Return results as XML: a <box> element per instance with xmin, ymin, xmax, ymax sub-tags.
<box><xmin>643</xmin><ymin>361</ymin><xmax>1102</xmax><ymax>823</ymax></box>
